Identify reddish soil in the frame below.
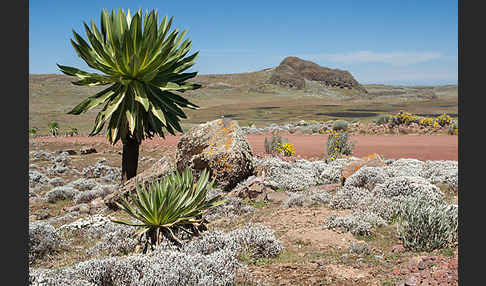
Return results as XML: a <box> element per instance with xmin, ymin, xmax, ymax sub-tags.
<box><xmin>31</xmin><ymin>134</ymin><xmax>458</xmax><ymax>161</ymax></box>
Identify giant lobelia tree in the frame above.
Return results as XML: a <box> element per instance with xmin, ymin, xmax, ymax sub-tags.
<box><xmin>58</xmin><ymin>8</ymin><xmax>201</xmax><ymax>183</ymax></box>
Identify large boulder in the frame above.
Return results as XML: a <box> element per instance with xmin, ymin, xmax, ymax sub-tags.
<box><xmin>176</xmin><ymin>118</ymin><xmax>254</xmax><ymax>191</ymax></box>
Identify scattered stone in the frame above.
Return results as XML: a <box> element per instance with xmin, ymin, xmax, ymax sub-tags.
<box><xmin>80</xmin><ymin>147</ymin><xmax>97</xmax><ymax>155</ymax></box>
<box><xmin>57</xmin><ymin>149</ymin><xmax>77</xmax><ymax>155</ymax></box>
<box><xmin>227</xmin><ymin>176</ymin><xmax>274</xmax><ymax>201</ymax></box>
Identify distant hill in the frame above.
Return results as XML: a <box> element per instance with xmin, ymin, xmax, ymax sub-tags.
<box><xmin>268</xmin><ymin>56</ymin><xmax>367</xmax><ymax>93</ymax></box>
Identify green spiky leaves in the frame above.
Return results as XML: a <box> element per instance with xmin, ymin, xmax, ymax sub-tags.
<box><xmin>58</xmin><ymin>8</ymin><xmax>201</xmax><ymax>145</ymax></box>
<box><xmin>112</xmin><ymin>169</ymin><xmax>225</xmax><ymax>250</ymax></box>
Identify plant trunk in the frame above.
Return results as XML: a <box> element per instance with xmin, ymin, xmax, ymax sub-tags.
<box><xmin>121</xmin><ymin>136</ymin><xmax>140</xmax><ymax>184</ymax></box>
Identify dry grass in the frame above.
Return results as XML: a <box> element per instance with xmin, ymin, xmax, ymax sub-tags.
<box><xmin>29</xmin><ymin>73</ymin><xmax>458</xmax><ymax>136</ymax></box>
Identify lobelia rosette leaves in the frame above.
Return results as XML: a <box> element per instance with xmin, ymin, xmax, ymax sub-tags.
<box><xmin>58</xmin><ymin>8</ymin><xmax>201</xmax><ymax>145</ymax></box>
<box><xmin>111</xmin><ymin>168</ymin><xmax>225</xmax><ymax>252</ymax></box>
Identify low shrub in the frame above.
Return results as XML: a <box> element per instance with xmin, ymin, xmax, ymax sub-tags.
<box><xmin>396</xmin><ymin>199</ymin><xmax>458</xmax><ymax>251</ymax></box>
<box><xmin>326</xmin><ymin>129</ymin><xmax>354</xmax><ymax>160</ymax></box>
<box><xmin>389</xmin><ymin>111</ymin><xmax>419</xmax><ymax>127</ymax></box>
<box><xmin>48</xmin><ymin>122</ymin><xmax>60</xmax><ymax>137</ymax></box>
<box><xmin>448</xmin><ymin>119</ymin><xmax>458</xmax><ymax>135</ymax></box>
<box><xmin>112</xmin><ymin>168</ymin><xmax>224</xmax><ymax>251</ymax></box>
<box><xmin>273</xmin><ymin>142</ymin><xmax>296</xmax><ymax>157</ymax></box>
<box><xmin>30</xmin><ymin>225</ymin><xmax>281</xmax><ymax>286</ymax></box>
<box><xmin>45</xmin><ymin>186</ymin><xmax>78</xmax><ymax>203</ymax></box>
<box><xmin>329</xmin><ymin>186</ymin><xmax>372</xmax><ymax>210</ymax></box>
<box><xmin>29</xmin><ymin>222</ymin><xmax>63</xmax><ymax>265</ymax></box>
<box><xmin>435</xmin><ymin>113</ymin><xmax>453</xmax><ymax>127</ymax></box>
<box><xmin>204</xmin><ymin>189</ymin><xmax>255</xmax><ymax>221</ymax></box>
<box><xmin>29</xmin><ymin>127</ymin><xmax>39</xmax><ymax>137</ymax></box>
<box><xmin>343</xmin><ymin>166</ymin><xmax>391</xmax><ymax>191</ymax></box>
<box><xmin>65</xmin><ymin>127</ymin><xmax>79</xmax><ymax>137</ymax></box>
<box><xmin>332</xmin><ymin>120</ymin><xmax>349</xmax><ymax>131</ymax></box>
<box><xmin>324</xmin><ymin>212</ymin><xmax>387</xmax><ymax>236</ymax></box>
<box><xmin>419</xmin><ymin>117</ymin><xmax>435</xmax><ymax>127</ymax></box>
<box><xmin>264</xmin><ymin>133</ymin><xmax>289</xmax><ymax>155</ymax></box>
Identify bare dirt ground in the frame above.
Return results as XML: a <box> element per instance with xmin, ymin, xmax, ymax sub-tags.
<box><xmin>30</xmin><ymin>134</ymin><xmax>458</xmax><ymax>161</ymax></box>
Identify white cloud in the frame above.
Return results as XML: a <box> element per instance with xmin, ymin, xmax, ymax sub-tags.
<box><xmin>297</xmin><ymin>51</ymin><xmax>443</xmax><ymax>66</ymax></box>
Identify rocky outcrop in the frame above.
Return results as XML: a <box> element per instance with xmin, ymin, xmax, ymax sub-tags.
<box><xmin>268</xmin><ymin>63</ymin><xmax>306</xmax><ymax>89</ymax></box>
<box><xmin>176</xmin><ymin>118</ymin><xmax>254</xmax><ymax>191</ymax></box>
<box><xmin>268</xmin><ymin>56</ymin><xmax>367</xmax><ymax>93</ymax></box>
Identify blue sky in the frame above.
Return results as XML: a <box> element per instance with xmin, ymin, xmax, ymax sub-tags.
<box><xmin>29</xmin><ymin>1</ymin><xmax>458</xmax><ymax>85</ymax></box>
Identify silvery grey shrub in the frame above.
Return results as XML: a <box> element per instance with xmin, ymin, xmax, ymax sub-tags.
<box><xmin>324</xmin><ymin>211</ymin><xmax>387</xmax><ymax>236</ymax></box>
<box><xmin>31</xmin><ymin>150</ymin><xmax>54</xmax><ymax>162</ymax></box>
<box><xmin>254</xmin><ymin>157</ymin><xmax>353</xmax><ymax>191</ymax></box>
<box><xmin>29</xmin><ymin>171</ymin><xmax>49</xmax><ymax>187</ymax></box>
<box><xmin>29</xmin><ymin>222</ymin><xmax>63</xmax><ymax>265</ymax></box>
<box><xmin>30</xmin><ymin>225</ymin><xmax>282</xmax><ymax>285</ymax></box>
<box><xmin>384</xmin><ymin>158</ymin><xmax>425</xmax><ymax>177</ymax></box>
<box><xmin>344</xmin><ymin>166</ymin><xmax>391</xmax><ymax>191</ymax></box>
<box><xmin>282</xmin><ymin>189</ymin><xmax>332</xmax><ymax>208</ymax></box>
<box><xmin>45</xmin><ymin>186</ymin><xmax>78</xmax><ymax>203</ymax></box>
<box><xmin>67</xmin><ymin>178</ymin><xmax>99</xmax><ymax>191</ymax></box>
<box><xmin>329</xmin><ymin>186</ymin><xmax>372</xmax><ymax>210</ymax></box>
<box><xmin>82</xmin><ymin>163</ymin><xmax>121</xmax><ymax>181</ymax></box>
<box><xmin>396</xmin><ymin>198</ymin><xmax>458</xmax><ymax>251</ymax></box>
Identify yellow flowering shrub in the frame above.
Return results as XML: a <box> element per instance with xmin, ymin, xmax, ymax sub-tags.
<box><xmin>274</xmin><ymin>142</ymin><xmax>296</xmax><ymax>157</ymax></box>
<box><xmin>435</xmin><ymin>113</ymin><xmax>452</xmax><ymax>127</ymax></box>
<box><xmin>326</xmin><ymin>129</ymin><xmax>354</xmax><ymax>160</ymax></box>
<box><xmin>390</xmin><ymin>111</ymin><xmax>419</xmax><ymax>126</ymax></box>
<box><xmin>419</xmin><ymin>117</ymin><xmax>435</xmax><ymax>127</ymax></box>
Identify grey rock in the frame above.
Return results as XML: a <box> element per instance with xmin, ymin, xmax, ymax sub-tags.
<box><xmin>176</xmin><ymin>119</ymin><xmax>254</xmax><ymax>191</ymax></box>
